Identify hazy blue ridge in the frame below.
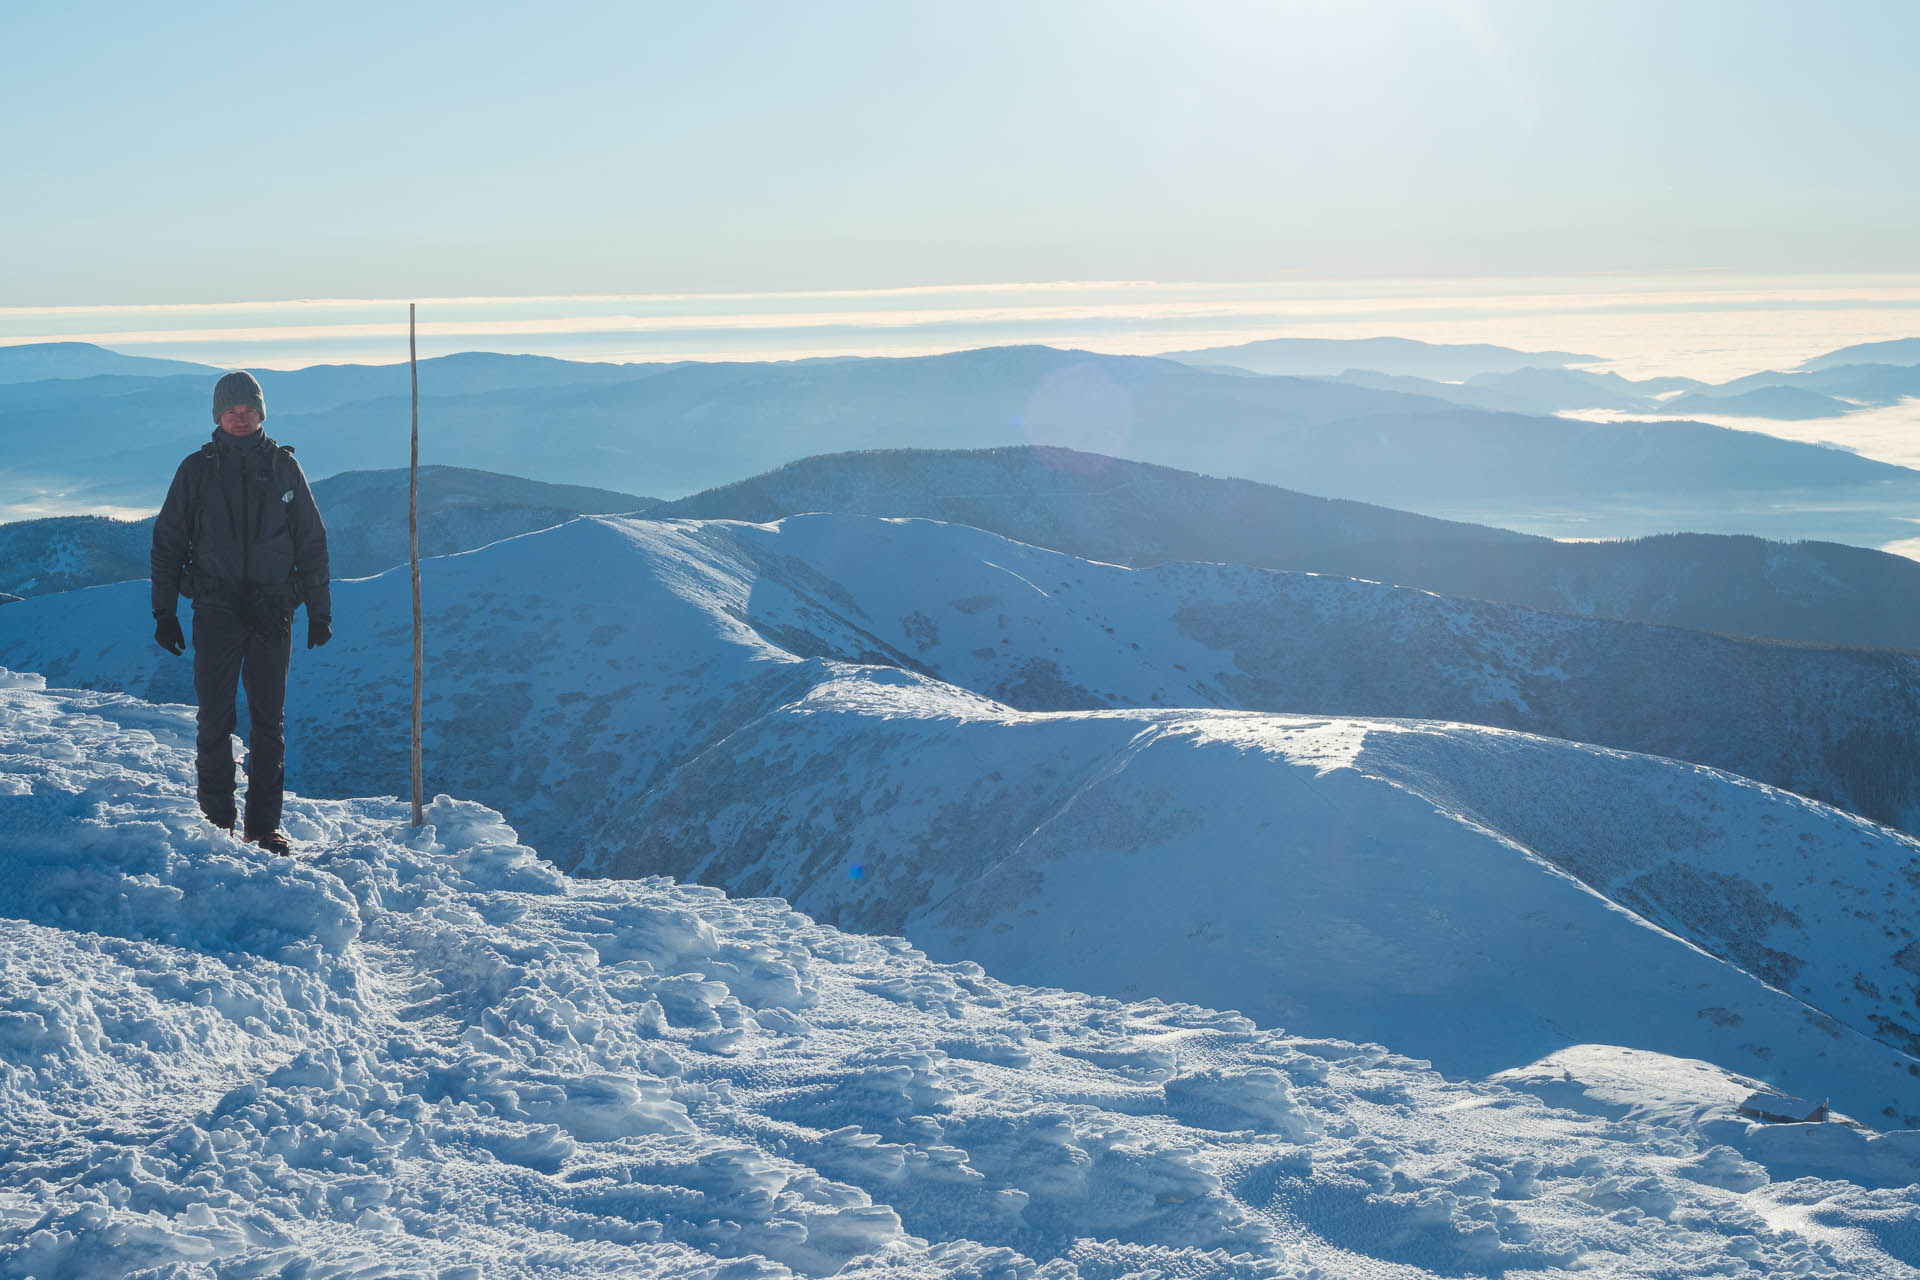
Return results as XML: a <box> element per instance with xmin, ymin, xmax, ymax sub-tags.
<box><xmin>1800</xmin><ymin>336</ymin><xmax>1920</xmax><ymax>371</ymax></box>
<box><xmin>11</xmin><ymin>346</ymin><xmax>1920</xmax><ymax>524</ymax></box>
<box><xmin>0</xmin><ymin>341</ymin><xmax>218</xmax><ymax>383</ymax></box>
<box><xmin>1661</xmin><ymin>386</ymin><xmax>1861</xmax><ymax>420</ymax></box>
<box><xmin>1156</xmin><ymin>335</ymin><xmax>1601</xmax><ymax>379</ymax></box>
<box><xmin>1712</xmin><ymin>361</ymin><xmax>1920</xmax><ymax>405</ymax></box>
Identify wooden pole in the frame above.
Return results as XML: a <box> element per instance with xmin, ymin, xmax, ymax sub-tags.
<box><xmin>409</xmin><ymin>303</ymin><xmax>425</xmax><ymax>827</ymax></box>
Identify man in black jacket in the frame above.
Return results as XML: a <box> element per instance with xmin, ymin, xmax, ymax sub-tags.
<box><xmin>151</xmin><ymin>370</ymin><xmax>332</xmax><ymax>854</ymax></box>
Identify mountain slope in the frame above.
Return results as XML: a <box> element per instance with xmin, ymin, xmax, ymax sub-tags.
<box><xmin>1661</xmin><ymin>386</ymin><xmax>1859</xmax><ymax>419</ymax></box>
<box><xmin>17</xmin><ymin>345</ymin><xmax>1920</xmax><ymax>524</ymax></box>
<box><xmin>1802</xmin><ymin>337</ymin><xmax>1920</xmax><ymax>371</ymax></box>
<box><xmin>7</xmin><ymin>517</ymin><xmax>1920</xmax><ymax>1118</ymax></box>
<box><xmin>0</xmin><ymin>341</ymin><xmax>217</xmax><ymax>383</ymax></box>
<box><xmin>1685</xmin><ymin>361</ymin><xmax>1920</xmax><ymax>408</ymax></box>
<box><xmin>253</xmin><ymin>350</ymin><xmax>687</xmax><ymax>413</ymax></box>
<box><xmin>589</xmin><ymin>665</ymin><xmax>1920</xmax><ymax>1123</ymax></box>
<box><xmin>306</xmin><ymin>465</ymin><xmax>653</xmax><ymax>581</ymax></box>
<box><xmin>0</xmin><ymin>345</ymin><xmax>1460</xmax><ymax>512</ymax></box>
<box><xmin>11</xmin><ymin>513</ymin><xmax>1920</xmax><ymax>836</ymax></box>
<box><xmin>6</xmin><ymin>673</ymin><xmax>1915</xmax><ymax>1276</ymax></box>
<box><xmin>0</xmin><ymin>514</ymin><xmax>150</xmax><ymax>598</ymax></box>
<box><xmin>658</xmin><ymin>446</ymin><xmax>1920</xmax><ymax>652</ymax></box>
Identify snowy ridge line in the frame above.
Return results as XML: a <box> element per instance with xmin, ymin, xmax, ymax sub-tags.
<box><xmin>4</xmin><ymin>676</ymin><xmax>1919</xmax><ymax>1277</ymax></box>
<box><xmin>631</xmin><ymin>672</ymin><xmax>1920</xmax><ymax>1124</ymax></box>
<box><xmin>654</xmin><ymin>444</ymin><xmax>1920</xmax><ymax>653</ymax></box>
<box><xmin>8</xmin><ymin>514</ymin><xmax>1920</xmax><ymax>1122</ymax></box>
<box><xmin>646</xmin><ymin>512</ymin><xmax>1920</xmax><ymax>834</ymax></box>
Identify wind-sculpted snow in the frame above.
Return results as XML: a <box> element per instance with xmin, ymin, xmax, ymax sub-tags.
<box><xmin>4</xmin><ymin>675</ymin><xmax>1919</xmax><ymax>1277</ymax></box>
<box><xmin>7</xmin><ymin>515</ymin><xmax>1920</xmax><ymax>1117</ymax></box>
<box><xmin>598</xmin><ymin>673</ymin><xmax>1920</xmax><ymax>1127</ymax></box>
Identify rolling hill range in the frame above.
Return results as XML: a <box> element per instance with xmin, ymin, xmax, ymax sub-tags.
<box><xmin>19</xmin><ymin>444</ymin><xmax>1920</xmax><ymax>656</ymax></box>
<box><xmin>7</xmin><ymin>678</ymin><xmax>1917</xmax><ymax>1276</ymax></box>
<box><xmin>0</xmin><ymin>341</ymin><xmax>216</xmax><ymax>383</ymax></box>
<box><xmin>659</xmin><ymin>446</ymin><xmax>1920</xmax><ymax>652</ymax></box>
<box><xmin>1157</xmin><ymin>335</ymin><xmax>1600</xmax><ymax>379</ymax></box>
<box><xmin>9</xmin><ymin>514</ymin><xmax>1920</xmax><ymax>836</ymax></box>
<box><xmin>9</xmin><ymin>345</ymin><xmax>1920</xmax><ymax>528</ymax></box>
<box><xmin>5</xmin><ymin>515</ymin><xmax>1920</xmax><ymax>1122</ymax></box>
<box><xmin>0</xmin><ymin>346</ymin><xmax>1450</xmax><ymax>513</ymax></box>
<box><xmin>0</xmin><ymin>466</ymin><xmax>651</xmax><ymax>598</ymax></box>
<box><xmin>1172</xmin><ymin>334</ymin><xmax>1920</xmax><ymax>422</ymax></box>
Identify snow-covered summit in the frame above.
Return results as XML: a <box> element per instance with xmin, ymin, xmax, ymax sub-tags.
<box><xmin>4</xmin><ymin>673</ymin><xmax>1918</xmax><ymax>1277</ymax></box>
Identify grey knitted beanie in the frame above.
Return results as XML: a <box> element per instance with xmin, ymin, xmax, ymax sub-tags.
<box><xmin>211</xmin><ymin>370</ymin><xmax>266</xmax><ymax>423</ymax></box>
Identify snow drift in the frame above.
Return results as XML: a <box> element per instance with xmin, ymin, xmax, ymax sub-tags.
<box><xmin>3</xmin><ymin>672</ymin><xmax>1917</xmax><ymax>1277</ymax></box>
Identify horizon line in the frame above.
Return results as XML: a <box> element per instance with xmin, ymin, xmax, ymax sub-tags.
<box><xmin>12</xmin><ymin>269</ymin><xmax>1920</xmax><ymax>319</ymax></box>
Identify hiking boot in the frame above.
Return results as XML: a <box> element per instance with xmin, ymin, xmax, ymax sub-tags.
<box><xmin>245</xmin><ymin>829</ymin><xmax>293</xmax><ymax>856</ymax></box>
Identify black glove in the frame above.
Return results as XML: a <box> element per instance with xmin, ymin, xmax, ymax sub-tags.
<box><xmin>307</xmin><ymin>614</ymin><xmax>332</xmax><ymax>649</ymax></box>
<box><xmin>154</xmin><ymin>613</ymin><xmax>185</xmax><ymax>656</ymax></box>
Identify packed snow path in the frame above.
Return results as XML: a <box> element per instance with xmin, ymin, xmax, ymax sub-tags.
<box><xmin>3</xmin><ymin>674</ymin><xmax>1918</xmax><ymax>1277</ymax></box>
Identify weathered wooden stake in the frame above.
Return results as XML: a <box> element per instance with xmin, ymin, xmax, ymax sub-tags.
<box><xmin>409</xmin><ymin>303</ymin><xmax>425</xmax><ymax>827</ymax></box>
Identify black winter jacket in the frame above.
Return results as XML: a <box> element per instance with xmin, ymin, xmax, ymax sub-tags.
<box><xmin>150</xmin><ymin>428</ymin><xmax>331</xmax><ymax>619</ymax></box>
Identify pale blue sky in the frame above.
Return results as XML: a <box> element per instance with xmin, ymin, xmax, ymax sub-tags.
<box><xmin>4</xmin><ymin>1</ymin><xmax>1917</xmax><ymax>304</ymax></box>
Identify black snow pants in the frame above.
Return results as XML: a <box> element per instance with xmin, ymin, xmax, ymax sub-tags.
<box><xmin>192</xmin><ymin>604</ymin><xmax>293</xmax><ymax>835</ymax></box>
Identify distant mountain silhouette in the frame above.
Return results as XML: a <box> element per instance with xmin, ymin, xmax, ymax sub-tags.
<box><xmin>0</xmin><ymin>346</ymin><xmax>1464</xmax><ymax>511</ymax></box>
<box><xmin>659</xmin><ymin>446</ymin><xmax>1920</xmax><ymax>652</ymax></box>
<box><xmin>1799</xmin><ymin>337</ymin><xmax>1920</xmax><ymax>372</ymax></box>
<box><xmin>0</xmin><ymin>341</ymin><xmax>217</xmax><ymax>383</ymax></box>
<box><xmin>1319</xmin><ymin>362</ymin><xmax>1888</xmax><ymax>422</ymax></box>
<box><xmin>1462</xmin><ymin>366</ymin><xmax>1655</xmax><ymax>412</ymax></box>
<box><xmin>1159</xmin><ymin>336</ymin><xmax>1600</xmax><ymax>379</ymax></box>
<box><xmin>253</xmin><ymin>351</ymin><xmax>685</xmax><ymax>414</ymax></box>
<box><xmin>1312</xmin><ymin>369</ymin><xmax>1551</xmax><ymax>414</ymax></box>
<box><xmin>1660</xmin><ymin>386</ymin><xmax>1858</xmax><ymax>420</ymax></box>
<box><xmin>1713</xmin><ymin>362</ymin><xmax>1920</xmax><ymax>408</ymax></box>
<box><xmin>1326</xmin><ymin>367</ymin><xmax>1721</xmax><ymax>416</ymax></box>
<box><xmin>14</xmin><ymin>345</ymin><xmax>1920</xmax><ymax>523</ymax></box>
